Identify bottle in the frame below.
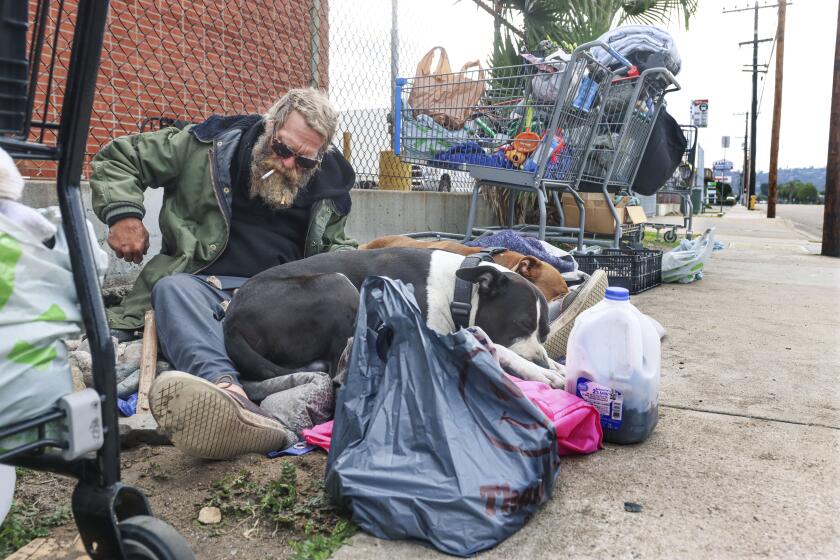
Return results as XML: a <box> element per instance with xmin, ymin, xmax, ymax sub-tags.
<box><xmin>523</xmin><ymin>133</ymin><xmax>564</xmax><ymax>173</ymax></box>
<box><xmin>564</xmin><ymin>286</ymin><xmax>661</xmax><ymax>444</ymax></box>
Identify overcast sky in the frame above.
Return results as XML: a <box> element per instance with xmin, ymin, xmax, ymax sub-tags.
<box><xmin>664</xmin><ymin>0</ymin><xmax>837</xmax><ymax>172</ymax></box>
<box><xmin>330</xmin><ymin>0</ymin><xmax>837</xmax><ymax>173</ymax></box>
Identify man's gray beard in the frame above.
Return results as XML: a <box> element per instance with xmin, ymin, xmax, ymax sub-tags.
<box><xmin>249</xmin><ymin>131</ymin><xmax>317</xmax><ymax>210</ymax></box>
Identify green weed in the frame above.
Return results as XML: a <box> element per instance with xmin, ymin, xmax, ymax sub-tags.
<box><xmin>202</xmin><ymin>462</ymin><xmax>351</xmax><ymax>542</ymax></box>
<box><xmin>290</xmin><ymin>519</ymin><xmax>358</xmax><ymax>560</ymax></box>
<box><xmin>0</xmin><ymin>502</ymin><xmax>71</xmax><ymax>556</ymax></box>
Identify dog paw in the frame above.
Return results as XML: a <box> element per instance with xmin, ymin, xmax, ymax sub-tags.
<box><xmin>544</xmin><ymin>370</ymin><xmax>566</xmax><ymax>389</ymax></box>
<box><xmin>542</xmin><ymin>364</ymin><xmax>566</xmax><ymax>389</ymax></box>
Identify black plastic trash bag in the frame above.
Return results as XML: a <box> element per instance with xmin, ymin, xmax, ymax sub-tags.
<box><xmin>630</xmin><ymin>108</ymin><xmax>687</xmax><ymax>195</ymax></box>
<box><xmin>578</xmin><ymin>107</ymin><xmax>686</xmax><ymax>195</ymax></box>
<box><xmin>325</xmin><ymin>277</ymin><xmax>560</xmax><ymax>557</ymax></box>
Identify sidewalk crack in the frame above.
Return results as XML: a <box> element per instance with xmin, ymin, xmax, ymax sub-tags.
<box><xmin>661</xmin><ymin>403</ymin><xmax>840</xmax><ymax>431</ymax></box>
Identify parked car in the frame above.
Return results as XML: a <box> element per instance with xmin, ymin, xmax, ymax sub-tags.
<box><xmin>411</xmin><ymin>165</ymin><xmax>452</xmax><ymax>192</ymax></box>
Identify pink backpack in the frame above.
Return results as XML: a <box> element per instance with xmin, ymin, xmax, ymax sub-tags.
<box><xmin>304</xmin><ymin>375</ymin><xmax>602</xmax><ymax>456</ymax></box>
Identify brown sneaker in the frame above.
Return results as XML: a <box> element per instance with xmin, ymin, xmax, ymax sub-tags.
<box><xmin>543</xmin><ymin>269</ymin><xmax>608</xmax><ymax>360</ymax></box>
<box><xmin>149</xmin><ymin>371</ymin><xmax>290</xmax><ymax>460</ymax></box>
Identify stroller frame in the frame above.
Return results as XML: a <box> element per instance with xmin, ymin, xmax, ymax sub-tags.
<box><xmin>1</xmin><ymin>1</ymin><xmax>191</xmax><ymax>558</ymax></box>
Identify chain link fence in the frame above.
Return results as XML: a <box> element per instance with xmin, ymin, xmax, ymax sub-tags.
<box><xmin>328</xmin><ymin>0</ymin><xmax>494</xmax><ymax>192</ymax></box>
<box><xmin>16</xmin><ymin>0</ymin><xmax>495</xmax><ymax>193</ymax></box>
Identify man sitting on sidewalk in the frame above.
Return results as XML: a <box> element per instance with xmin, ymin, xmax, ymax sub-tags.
<box><xmin>90</xmin><ymin>88</ymin><xmax>357</xmax><ymax>459</ymax></box>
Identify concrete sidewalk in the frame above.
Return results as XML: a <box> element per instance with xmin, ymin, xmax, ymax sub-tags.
<box><xmin>332</xmin><ymin>205</ymin><xmax>840</xmax><ymax>559</ymax></box>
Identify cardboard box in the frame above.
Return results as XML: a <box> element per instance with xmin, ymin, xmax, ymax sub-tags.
<box><xmin>561</xmin><ymin>192</ymin><xmax>647</xmax><ymax>235</ymax></box>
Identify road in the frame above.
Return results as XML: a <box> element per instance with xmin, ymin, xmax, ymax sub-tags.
<box><xmin>769</xmin><ymin>203</ymin><xmax>824</xmax><ymax>241</ymax></box>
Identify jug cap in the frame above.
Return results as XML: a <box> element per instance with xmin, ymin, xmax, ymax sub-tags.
<box><xmin>605</xmin><ymin>287</ymin><xmax>629</xmax><ymax>301</ymax></box>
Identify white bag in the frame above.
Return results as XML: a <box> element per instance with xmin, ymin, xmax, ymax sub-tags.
<box><xmin>0</xmin><ymin>204</ymin><xmax>108</xmax><ymax>452</ymax></box>
<box><xmin>0</xmin><ymin>464</ymin><xmax>14</xmax><ymax>525</ymax></box>
<box><xmin>661</xmin><ymin>227</ymin><xmax>715</xmax><ymax>283</ymax></box>
<box><xmin>525</xmin><ymin>49</ymin><xmax>571</xmax><ymax>103</ymax></box>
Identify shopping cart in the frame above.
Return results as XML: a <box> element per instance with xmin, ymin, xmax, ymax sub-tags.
<box><xmin>1</xmin><ymin>1</ymin><xmax>193</xmax><ymax>558</ymax></box>
<box><xmin>393</xmin><ymin>41</ymin><xmax>680</xmax><ymax>250</ymax></box>
<box><xmin>644</xmin><ymin>124</ymin><xmax>698</xmax><ymax>241</ymax></box>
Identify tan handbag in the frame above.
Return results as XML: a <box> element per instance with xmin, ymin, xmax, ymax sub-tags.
<box><xmin>408</xmin><ymin>47</ymin><xmax>485</xmax><ymax>131</ymax></box>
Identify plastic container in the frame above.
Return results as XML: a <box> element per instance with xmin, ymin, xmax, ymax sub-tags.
<box><xmin>564</xmin><ymin>287</ymin><xmax>661</xmax><ymax>444</ymax></box>
<box><xmin>575</xmin><ymin>248</ymin><xmax>662</xmax><ymax>294</ymax></box>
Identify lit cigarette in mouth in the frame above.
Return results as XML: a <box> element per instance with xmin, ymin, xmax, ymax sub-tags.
<box><xmin>261</xmin><ymin>169</ymin><xmax>276</xmax><ymax>180</ymax></box>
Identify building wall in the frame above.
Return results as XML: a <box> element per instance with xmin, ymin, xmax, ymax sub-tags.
<box><xmin>17</xmin><ymin>0</ymin><xmax>329</xmax><ymax>179</ymax></box>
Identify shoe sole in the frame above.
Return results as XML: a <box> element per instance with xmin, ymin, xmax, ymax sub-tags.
<box><xmin>149</xmin><ymin>371</ymin><xmax>288</xmax><ymax>460</ymax></box>
<box><xmin>543</xmin><ymin>269</ymin><xmax>609</xmax><ymax>360</ymax></box>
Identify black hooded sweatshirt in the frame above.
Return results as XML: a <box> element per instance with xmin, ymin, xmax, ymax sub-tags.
<box><xmin>199</xmin><ymin>116</ymin><xmax>354</xmax><ymax>278</ymax></box>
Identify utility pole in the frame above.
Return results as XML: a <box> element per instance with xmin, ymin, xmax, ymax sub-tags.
<box><xmin>823</xmin><ymin>1</ymin><xmax>839</xmax><ymax>257</ymax></box>
<box><xmin>749</xmin><ymin>2</ymin><xmax>759</xmax><ymax>210</ymax></box>
<box><xmin>724</xmin><ymin>2</ymin><xmax>781</xmax><ymax>210</ymax></box>
<box><xmin>734</xmin><ymin>111</ymin><xmax>749</xmax><ymax>204</ymax></box>
<box><xmin>767</xmin><ymin>0</ymin><xmax>787</xmax><ymax>219</ymax></box>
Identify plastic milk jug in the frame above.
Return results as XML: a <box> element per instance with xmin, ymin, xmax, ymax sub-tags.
<box><xmin>565</xmin><ymin>287</ymin><xmax>661</xmax><ymax>444</ymax></box>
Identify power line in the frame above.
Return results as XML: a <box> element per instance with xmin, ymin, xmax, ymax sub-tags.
<box><xmin>757</xmin><ymin>35</ymin><xmax>777</xmax><ymax>114</ymax></box>
<box><xmin>723</xmin><ymin>1</ymin><xmax>792</xmax><ymax>209</ymax></box>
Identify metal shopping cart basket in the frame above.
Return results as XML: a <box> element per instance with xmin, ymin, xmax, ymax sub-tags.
<box><xmin>644</xmin><ymin>124</ymin><xmax>698</xmax><ymax>242</ymax></box>
<box><xmin>393</xmin><ymin>41</ymin><xmax>680</xmax><ymax>250</ymax></box>
<box><xmin>0</xmin><ymin>1</ymin><xmax>193</xmax><ymax>558</ymax></box>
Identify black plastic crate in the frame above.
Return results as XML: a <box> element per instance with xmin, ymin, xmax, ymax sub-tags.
<box><xmin>575</xmin><ymin>248</ymin><xmax>662</xmax><ymax>294</ymax></box>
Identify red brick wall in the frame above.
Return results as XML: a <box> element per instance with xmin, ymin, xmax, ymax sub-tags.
<box><xmin>18</xmin><ymin>0</ymin><xmax>330</xmax><ymax>178</ymax></box>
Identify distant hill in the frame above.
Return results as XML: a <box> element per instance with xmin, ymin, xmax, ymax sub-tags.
<box><xmin>755</xmin><ymin>167</ymin><xmax>826</xmax><ymax>191</ymax></box>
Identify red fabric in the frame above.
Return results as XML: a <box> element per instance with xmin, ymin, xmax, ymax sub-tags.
<box><xmin>303</xmin><ymin>420</ymin><xmax>333</xmax><ymax>452</ymax></box>
<box><xmin>304</xmin><ymin>378</ymin><xmax>602</xmax><ymax>456</ymax></box>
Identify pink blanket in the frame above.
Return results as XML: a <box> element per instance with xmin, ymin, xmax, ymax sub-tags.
<box><xmin>303</xmin><ymin>376</ymin><xmax>602</xmax><ymax>456</ymax></box>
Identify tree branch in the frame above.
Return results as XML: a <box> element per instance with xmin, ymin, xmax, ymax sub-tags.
<box><xmin>470</xmin><ymin>0</ymin><xmax>525</xmax><ymax>39</ymax></box>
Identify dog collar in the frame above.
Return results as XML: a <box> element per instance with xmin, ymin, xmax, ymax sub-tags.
<box><xmin>450</xmin><ymin>248</ymin><xmax>504</xmax><ymax>330</ymax></box>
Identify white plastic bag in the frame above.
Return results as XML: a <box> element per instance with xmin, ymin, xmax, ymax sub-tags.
<box><xmin>661</xmin><ymin>227</ymin><xmax>715</xmax><ymax>283</ymax></box>
<box><xmin>0</xmin><ymin>464</ymin><xmax>14</xmax><ymax>525</ymax></box>
<box><xmin>0</xmin><ymin>205</ymin><xmax>108</xmax><ymax>452</ymax></box>
<box><xmin>523</xmin><ymin>50</ymin><xmax>571</xmax><ymax>103</ymax></box>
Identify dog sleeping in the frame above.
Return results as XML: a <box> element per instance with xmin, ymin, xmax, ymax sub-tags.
<box><xmin>224</xmin><ymin>247</ymin><xmax>565</xmax><ymax>388</ymax></box>
<box><xmin>361</xmin><ymin>234</ymin><xmax>569</xmax><ymax>301</ymax></box>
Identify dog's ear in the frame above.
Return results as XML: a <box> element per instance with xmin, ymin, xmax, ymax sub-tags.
<box><xmin>515</xmin><ymin>256</ymin><xmax>542</xmax><ymax>279</ymax></box>
<box><xmin>455</xmin><ymin>265</ymin><xmax>508</xmax><ymax>297</ymax></box>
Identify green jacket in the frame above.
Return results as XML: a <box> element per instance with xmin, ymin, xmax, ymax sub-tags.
<box><xmin>90</xmin><ymin>116</ymin><xmax>357</xmax><ymax>330</ymax></box>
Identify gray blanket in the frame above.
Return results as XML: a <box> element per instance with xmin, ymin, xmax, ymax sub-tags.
<box><xmin>241</xmin><ymin>339</ymin><xmax>353</xmax><ymax>443</ymax></box>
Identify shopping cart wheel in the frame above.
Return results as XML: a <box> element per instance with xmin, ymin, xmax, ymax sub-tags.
<box><xmin>438</xmin><ymin>173</ymin><xmax>452</xmax><ymax>192</ymax></box>
<box><xmin>663</xmin><ymin>229</ymin><xmax>677</xmax><ymax>243</ymax></box>
<box><xmin>119</xmin><ymin>515</ymin><xmax>195</xmax><ymax>559</ymax></box>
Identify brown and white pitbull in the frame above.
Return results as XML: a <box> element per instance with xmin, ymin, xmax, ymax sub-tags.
<box><xmin>361</xmin><ymin>235</ymin><xmax>569</xmax><ymax>302</ymax></box>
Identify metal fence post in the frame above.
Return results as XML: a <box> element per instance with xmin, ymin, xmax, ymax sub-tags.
<box><xmin>309</xmin><ymin>0</ymin><xmax>322</xmax><ymax>87</ymax></box>
<box><xmin>390</xmin><ymin>0</ymin><xmax>399</xmax><ymax>145</ymax></box>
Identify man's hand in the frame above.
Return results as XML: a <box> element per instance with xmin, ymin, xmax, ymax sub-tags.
<box><xmin>107</xmin><ymin>217</ymin><xmax>149</xmax><ymax>264</ymax></box>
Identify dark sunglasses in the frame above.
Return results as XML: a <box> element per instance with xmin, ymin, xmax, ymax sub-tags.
<box><xmin>271</xmin><ymin>139</ymin><xmax>321</xmax><ymax>170</ymax></box>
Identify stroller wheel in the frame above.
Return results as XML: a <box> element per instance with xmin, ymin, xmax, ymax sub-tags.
<box><xmin>119</xmin><ymin>515</ymin><xmax>194</xmax><ymax>559</ymax></box>
<box><xmin>663</xmin><ymin>229</ymin><xmax>677</xmax><ymax>243</ymax></box>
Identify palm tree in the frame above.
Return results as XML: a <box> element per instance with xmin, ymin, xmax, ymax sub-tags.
<box><xmin>488</xmin><ymin>0</ymin><xmax>698</xmax><ymax>67</ymax></box>
<box><xmin>476</xmin><ymin>0</ymin><xmax>699</xmax><ymax>224</ymax></box>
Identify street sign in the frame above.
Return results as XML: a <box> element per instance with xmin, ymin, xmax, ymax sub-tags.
<box><xmin>713</xmin><ymin>159</ymin><xmax>733</xmax><ymax>172</ymax></box>
<box><xmin>690</xmin><ymin>99</ymin><xmax>708</xmax><ymax>127</ymax></box>
<box><xmin>721</xmin><ymin>135</ymin><xmax>730</xmax><ymax>149</ymax></box>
